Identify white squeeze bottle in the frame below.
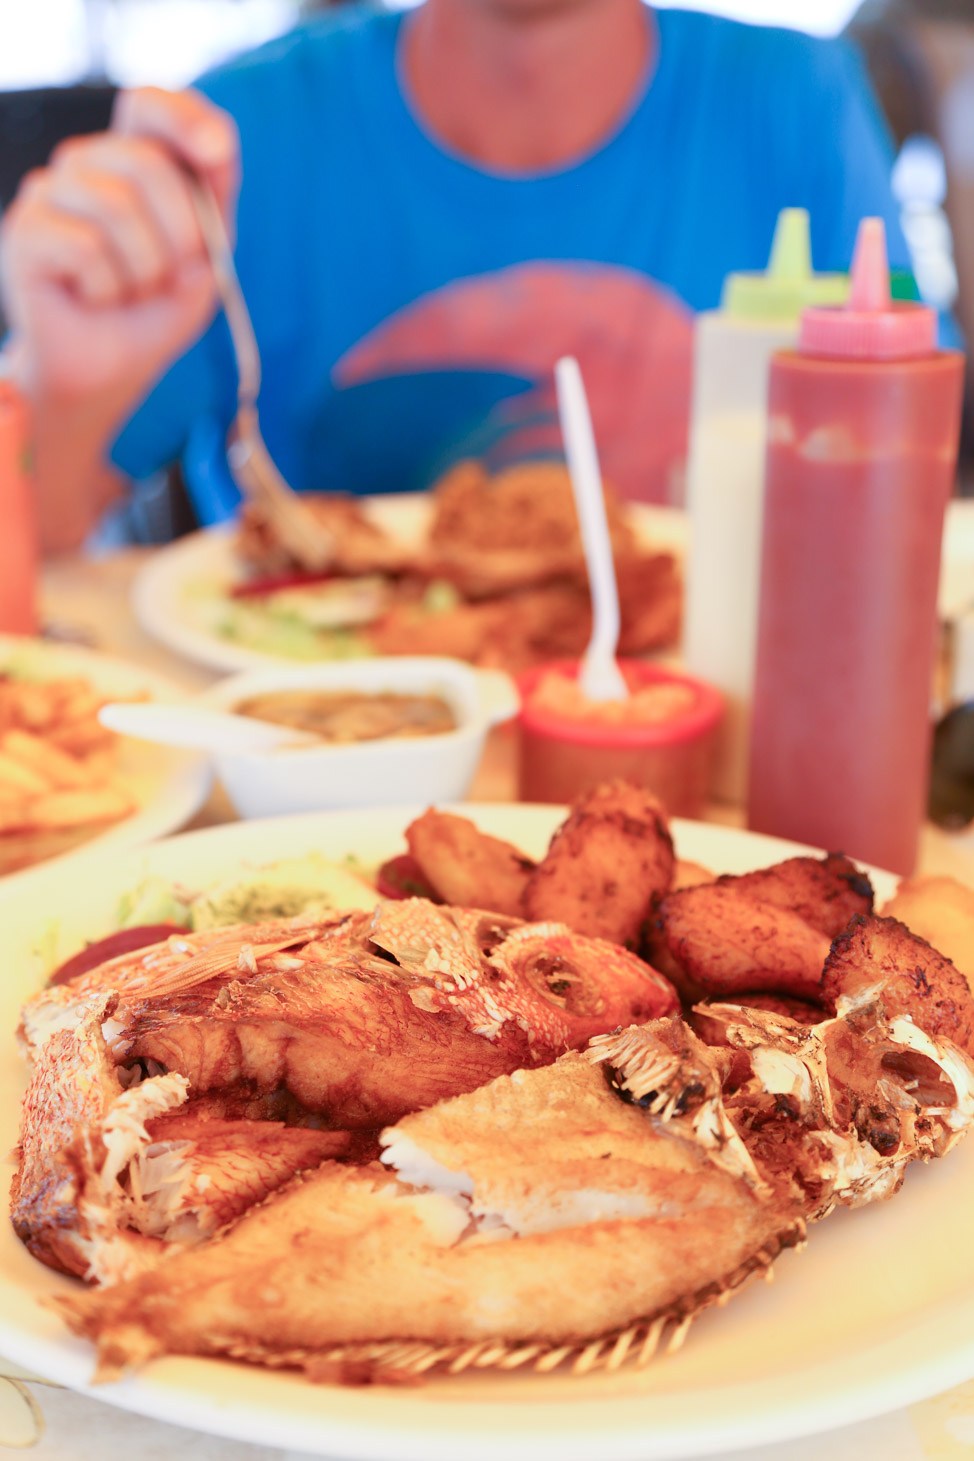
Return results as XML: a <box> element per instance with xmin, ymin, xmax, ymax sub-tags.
<box><xmin>682</xmin><ymin>208</ymin><xmax>847</xmax><ymax>803</ymax></box>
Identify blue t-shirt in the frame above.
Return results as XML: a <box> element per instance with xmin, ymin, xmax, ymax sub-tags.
<box><xmin>111</xmin><ymin>3</ymin><xmax>910</xmax><ymax>521</ymax></box>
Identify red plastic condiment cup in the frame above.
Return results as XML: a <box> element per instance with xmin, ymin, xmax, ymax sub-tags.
<box><xmin>515</xmin><ymin>659</ymin><xmax>723</xmax><ymax>817</ymax></box>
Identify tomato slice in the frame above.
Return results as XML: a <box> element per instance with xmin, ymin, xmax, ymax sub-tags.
<box><xmin>374</xmin><ymin>854</ymin><xmax>441</xmax><ymax>902</ymax></box>
<box><xmin>47</xmin><ymin>923</ymin><xmax>189</xmax><ymax>987</ymax></box>
<box><xmin>230</xmin><ymin>570</ymin><xmax>335</xmax><ymax>599</ymax></box>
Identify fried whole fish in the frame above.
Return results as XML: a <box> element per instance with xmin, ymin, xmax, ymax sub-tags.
<box><xmin>56</xmin><ymin>986</ymin><xmax>974</xmax><ymax>1383</ymax></box>
<box><xmin>54</xmin><ymin>1036</ymin><xmax>803</xmax><ymax>1378</ymax></box>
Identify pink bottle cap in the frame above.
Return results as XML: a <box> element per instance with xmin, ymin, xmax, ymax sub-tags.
<box><xmin>799</xmin><ymin>218</ymin><xmax>936</xmax><ymax>360</ymax></box>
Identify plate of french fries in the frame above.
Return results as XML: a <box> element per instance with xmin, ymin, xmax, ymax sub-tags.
<box><xmin>0</xmin><ymin>636</ymin><xmax>211</xmax><ymax>883</ymax></box>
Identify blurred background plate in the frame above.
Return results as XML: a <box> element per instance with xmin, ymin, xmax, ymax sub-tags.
<box><xmin>130</xmin><ymin>495</ymin><xmax>689</xmax><ymax>675</ymax></box>
<box><xmin>0</xmin><ymin>635</ymin><xmax>210</xmax><ymax>889</ymax></box>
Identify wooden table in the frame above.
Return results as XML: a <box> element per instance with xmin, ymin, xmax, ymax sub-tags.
<box><xmin>3</xmin><ymin>545</ymin><xmax>973</xmax><ymax>1461</ymax></box>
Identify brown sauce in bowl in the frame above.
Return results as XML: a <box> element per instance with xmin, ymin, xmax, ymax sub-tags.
<box><xmin>236</xmin><ymin>689</ymin><xmax>457</xmax><ymax>744</ymax></box>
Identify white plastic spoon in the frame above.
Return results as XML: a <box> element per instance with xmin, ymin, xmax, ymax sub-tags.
<box><xmin>554</xmin><ymin>355</ymin><xmax>628</xmax><ymax>702</ymax></box>
<box><xmin>98</xmin><ymin>702</ymin><xmax>320</xmax><ymax>755</ymax></box>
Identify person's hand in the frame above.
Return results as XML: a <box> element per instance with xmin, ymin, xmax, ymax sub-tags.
<box><xmin>0</xmin><ymin>86</ymin><xmax>239</xmax><ymax>405</ymax></box>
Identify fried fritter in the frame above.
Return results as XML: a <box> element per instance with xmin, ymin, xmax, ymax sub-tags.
<box><xmin>880</xmin><ymin>876</ymin><xmax>974</xmax><ymax>987</ymax></box>
<box><xmin>652</xmin><ymin>884</ymin><xmax>831</xmax><ymax>1002</ymax></box>
<box><xmin>404</xmin><ymin>809</ymin><xmax>535</xmax><ymax>916</ymax></box>
<box><xmin>522</xmin><ymin>781</ymin><xmax>674</xmax><ymax>946</ymax></box>
<box><xmin>821</xmin><ymin>914</ymin><xmax>974</xmax><ymax>1056</ymax></box>
<box><xmin>715</xmin><ymin>854</ymin><xmax>873</xmax><ymax>938</ymax></box>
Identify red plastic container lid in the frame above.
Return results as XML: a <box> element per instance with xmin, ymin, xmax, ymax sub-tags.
<box><xmin>516</xmin><ymin>660</ymin><xmax>724</xmax><ymax>750</ymax></box>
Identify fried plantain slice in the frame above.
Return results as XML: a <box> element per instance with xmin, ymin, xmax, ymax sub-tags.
<box><xmin>880</xmin><ymin>876</ymin><xmax>974</xmax><ymax>986</ymax></box>
<box><xmin>522</xmin><ymin>781</ymin><xmax>674</xmax><ymax>947</ymax></box>
<box><xmin>405</xmin><ymin>809</ymin><xmax>536</xmax><ymax>917</ymax></box>
<box><xmin>714</xmin><ymin>854</ymin><xmax>873</xmax><ymax>938</ymax></box>
<box><xmin>822</xmin><ymin>914</ymin><xmax>974</xmax><ymax>1056</ymax></box>
<box><xmin>652</xmin><ymin>884</ymin><xmax>831</xmax><ymax>1002</ymax></box>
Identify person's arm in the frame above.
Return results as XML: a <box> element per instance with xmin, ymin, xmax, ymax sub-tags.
<box><xmin>0</xmin><ymin>87</ymin><xmax>238</xmax><ymax>554</ymax></box>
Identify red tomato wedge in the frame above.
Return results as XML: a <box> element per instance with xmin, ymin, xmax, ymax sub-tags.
<box><xmin>47</xmin><ymin>923</ymin><xmax>189</xmax><ymax>987</ymax></box>
<box><xmin>374</xmin><ymin>854</ymin><xmax>442</xmax><ymax>902</ymax></box>
<box><xmin>229</xmin><ymin>571</ymin><xmax>335</xmax><ymax>599</ymax></box>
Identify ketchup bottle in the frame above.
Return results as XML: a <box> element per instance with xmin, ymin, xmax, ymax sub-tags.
<box><xmin>747</xmin><ymin>218</ymin><xmax>964</xmax><ymax>875</ymax></box>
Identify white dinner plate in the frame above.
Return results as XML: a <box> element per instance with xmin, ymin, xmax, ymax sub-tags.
<box><xmin>3</xmin><ymin>804</ymin><xmax>973</xmax><ymax>1459</ymax></box>
<box><xmin>0</xmin><ymin>636</ymin><xmax>210</xmax><ymax>887</ymax></box>
<box><xmin>131</xmin><ymin>496</ymin><xmax>688</xmax><ymax>674</ymax></box>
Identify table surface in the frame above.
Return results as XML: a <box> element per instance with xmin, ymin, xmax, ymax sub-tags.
<box><xmin>4</xmin><ymin>545</ymin><xmax>974</xmax><ymax>1461</ymax></box>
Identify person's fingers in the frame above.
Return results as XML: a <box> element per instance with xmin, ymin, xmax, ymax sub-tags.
<box><xmin>53</xmin><ymin>134</ymin><xmax>204</xmax><ymax>274</ymax></box>
<box><xmin>37</xmin><ymin>159</ymin><xmax>173</xmax><ymax>297</ymax></box>
<box><xmin>112</xmin><ymin>86</ymin><xmax>239</xmax><ymax>218</ymax></box>
<box><xmin>2</xmin><ymin>185</ymin><xmax>126</xmax><ymax>306</ymax></box>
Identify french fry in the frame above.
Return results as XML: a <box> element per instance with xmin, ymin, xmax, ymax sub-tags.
<box><xmin>27</xmin><ymin>786</ymin><xmax>134</xmax><ymax>829</ymax></box>
<box><xmin>0</xmin><ymin>790</ymin><xmax>32</xmax><ymax>833</ymax></box>
<box><xmin>46</xmin><ymin>722</ymin><xmax>116</xmax><ymax>757</ymax></box>
<box><xmin>10</xmin><ymin>682</ymin><xmax>59</xmax><ymax>731</ymax></box>
<box><xmin>0</xmin><ymin>751</ymin><xmax>52</xmax><ymax>796</ymax></box>
<box><xmin>1</xmin><ymin>730</ymin><xmax>94</xmax><ymax>790</ymax></box>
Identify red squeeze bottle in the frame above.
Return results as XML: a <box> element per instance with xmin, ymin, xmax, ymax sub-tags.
<box><xmin>747</xmin><ymin>218</ymin><xmax>964</xmax><ymax>875</ymax></box>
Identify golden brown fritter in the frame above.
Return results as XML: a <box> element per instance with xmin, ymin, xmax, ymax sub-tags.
<box><xmin>522</xmin><ymin>781</ymin><xmax>674</xmax><ymax>946</ymax></box>
<box><xmin>821</xmin><ymin>914</ymin><xmax>974</xmax><ymax>1056</ymax></box>
<box><xmin>652</xmin><ymin>884</ymin><xmax>831</xmax><ymax>1002</ymax></box>
<box><xmin>715</xmin><ymin>854</ymin><xmax>873</xmax><ymax>939</ymax></box>
<box><xmin>880</xmin><ymin>876</ymin><xmax>974</xmax><ymax>987</ymax></box>
<box><xmin>404</xmin><ymin>808</ymin><xmax>536</xmax><ymax>916</ymax></box>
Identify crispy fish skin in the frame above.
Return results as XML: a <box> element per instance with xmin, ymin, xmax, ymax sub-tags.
<box><xmin>49</xmin><ymin>1002</ymin><xmax>974</xmax><ymax>1382</ymax></box>
<box><xmin>11</xmin><ymin>992</ymin><xmax>131</xmax><ymax>1277</ymax></box>
<box><xmin>822</xmin><ymin>914</ymin><xmax>974</xmax><ymax>1056</ymax></box>
<box><xmin>117</xmin><ymin>957</ymin><xmax>542</xmax><ymax>1129</ymax></box>
<box><xmin>652</xmin><ymin>884</ymin><xmax>831</xmax><ymax>1002</ymax></box>
<box><xmin>404</xmin><ymin>810</ymin><xmax>536</xmax><ymax>916</ymax></box>
<box><xmin>32</xmin><ymin>900</ymin><xmax>673</xmax><ymax>1133</ymax></box>
<box><xmin>522</xmin><ymin>781</ymin><xmax>674</xmax><ymax>945</ymax></box>
<box><xmin>10</xmin><ymin>990</ymin><xmax>189</xmax><ymax>1281</ymax></box>
<box><xmin>135</xmin><ymin>1114</ymin><xmax>354</xmax><ymax>1241</ymax></box>
<box><xmin>56</xmin><ymin>1054</ymin><xmax>800</xmax><ymax>1375</ymax></box>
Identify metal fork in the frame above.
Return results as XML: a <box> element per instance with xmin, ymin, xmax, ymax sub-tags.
<box><xmin>187</xmin><ymin>175</ymin><xmax>337</xmax><ymax>570</ymax></box>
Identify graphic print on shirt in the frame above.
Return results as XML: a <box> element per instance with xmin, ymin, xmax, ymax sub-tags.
<box><xmin>332</xmin><ymin>261</ymin><xmax>694</xmax><ymax>504</ymax></box>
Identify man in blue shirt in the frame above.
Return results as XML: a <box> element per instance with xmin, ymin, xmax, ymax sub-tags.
<box><xmin>0</xmin><ymin>0</ymin><xmax>908</xmax><ymax>550</ymax></box>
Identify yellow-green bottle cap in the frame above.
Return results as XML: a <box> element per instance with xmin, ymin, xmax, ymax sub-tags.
<box><xmin>721</xmin><ymin>208</ymin><xmax>849</xmax><ymax>321</ymax></box>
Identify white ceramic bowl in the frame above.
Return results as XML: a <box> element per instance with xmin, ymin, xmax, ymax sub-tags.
<box><xmin>196</xmin><ymin>657</ymin><xmax>518</xmax><ymax>819</ymax></box>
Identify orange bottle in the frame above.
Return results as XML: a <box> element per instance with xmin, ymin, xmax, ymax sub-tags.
<box><xmin>747</xmin><ymin>219</ymin><xmax>964</xmax><ymax>874</ymax></box>
<box><xmin>0</xmin><ymin>375</ymin><xmax>38</xmax><ymax>635</ymax></box>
